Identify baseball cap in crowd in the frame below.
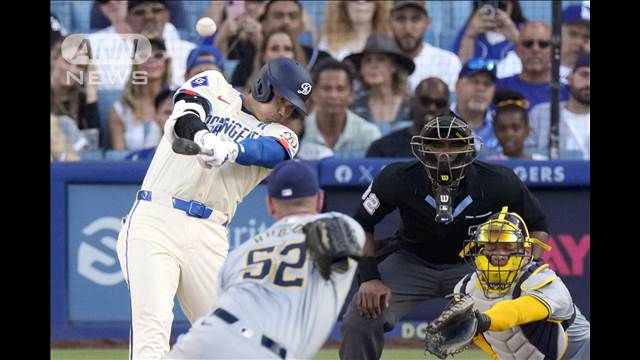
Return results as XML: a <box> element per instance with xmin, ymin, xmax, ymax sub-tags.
<box><xmin>268</xmin><ymin>160</ymin><xmax>320</xmax><ymax>199</ymax></box>
<box><xmin>186</xmin><ymin>45</ymin><xmax>225</xmax><ymax>73</ymax></box>
<box><xmin>459</xmin><ymin>58</ymin><xmax>497</xmax><ymax>82</ymax></box>
<box><xmin>391</xmin><ymin>0</ymin><xmax>428</xmax><ymax>16</ymax></box>
<box><xmin>574</xmin><ymin>52</ymin><xmax>590</xmax><ymax>71</ymax></box>
<box><xmin>562</xmin><ymin>3</ymin><xmax>590</xmax><ymax>25</ymax></box>
<box><xmin>128</xmin><ymin>0</ymin><xmax>166</xmax><ymax>11</ymax></box>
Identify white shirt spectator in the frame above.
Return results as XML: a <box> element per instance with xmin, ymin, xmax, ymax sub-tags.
<box><xmin>496</xmin><ymin>50</ymin><xmax>523</xmax><ymax>79</ymax></box>
<box><xmin>317</xmin><ymin>37</ymin><xmax>356</xmax><ymax>61</ymax></box>
<box><xmin>112</xmin><ymin>100</ymin><xmax>162</xmax><ymax>151</ymax></box>
<box><xmin>528</xmin><ymin>101</ymin><xmax>590</xmax><ymax>159</ymax></box>
<box><xmin>408</xmin><ymin>43</ymin><xmax>462</xmax><ymax>95</ymax></box>
<box><xmin>89</xmin><ymin>23</ymin><xmax>195</xmax><ymax>90</ymax></box>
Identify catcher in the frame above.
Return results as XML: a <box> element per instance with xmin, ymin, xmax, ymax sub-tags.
<box><xmin>166</xmin><ymin>160</ymin><xmax>365</xmax><ymax>359</ymax></box>
<box><xmin>424</xmin><ymin>206</ymin><xmax>590</xmax><ymax>360</ymax></box>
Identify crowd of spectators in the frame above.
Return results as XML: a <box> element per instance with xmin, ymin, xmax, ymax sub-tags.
<box><xmin>51</xmin><ymin>0</ymin><xmax>590</xmax><ymax>162</ymax></box>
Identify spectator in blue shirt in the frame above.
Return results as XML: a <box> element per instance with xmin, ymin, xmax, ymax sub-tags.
<box><xmin>454</xmin><ymin>1</ymin><xmax>526</xmax><ymax>65</ymax></box>
<box><xmin>496</xmin><ymin>21</ymin><xmax>569</xmax><ymax>111</ymax></box>
<box><xmin>452</xmin><ymin>58</ymin><xmax>499</xmax><ymax>151</ymax></box>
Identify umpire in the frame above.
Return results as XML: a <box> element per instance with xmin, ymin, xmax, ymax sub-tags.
<box><xmin>339</xmin><ymin>112</ymin><xmax>550</xmax><ymax>359</ymax></box>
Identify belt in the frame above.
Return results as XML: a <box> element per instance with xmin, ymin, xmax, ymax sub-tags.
<box><xmin>136</xmin><ymin>190</ymin><xmax>228</xmax><ymax>226</ymax></box>
<box><xmin>213</xmin><ymin>308</ymin><xmax>287</xmax><ymax>359</ymax></box>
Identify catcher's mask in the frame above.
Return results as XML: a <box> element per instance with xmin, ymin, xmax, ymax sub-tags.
<box><xmin>460</xmin><ymin>206</ymin><xmax>551</xmax><ymax>298</ymax></box>
<box><xmin>410</xmin><ymin>112</ymin><xmax>482</xmax><ymax>223</ymax></box>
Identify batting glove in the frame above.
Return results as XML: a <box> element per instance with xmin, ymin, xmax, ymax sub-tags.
<box><xmin>194</xmin><ymin>130</ymin><xmax>239</xmax><ymax>169</ymax></box>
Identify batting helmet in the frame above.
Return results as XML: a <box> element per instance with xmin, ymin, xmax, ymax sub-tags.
<box><xmin>251</xmin><ymin>58</ymin><xmax>313</xmax><ymax>115</ymax></box>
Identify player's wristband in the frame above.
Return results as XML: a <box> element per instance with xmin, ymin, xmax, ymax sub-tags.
<box><xmin>358</xmin><ymin>256</ymin><xmax>381</xmax><ymax>282</ymax></box>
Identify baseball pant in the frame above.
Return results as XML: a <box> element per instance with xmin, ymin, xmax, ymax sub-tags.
<box><xmin>339</xmin><ymin>249</ymin><xmax>472</xmax><ymax>360</ymax></box>
<box><xmin>165</xmin><ymin>312</ymin><xmax>281</xmax><ymax>359</ymax></box>
<box><xmin>116</xmin><ymin>199</ymin><xmax>229</xmax><ymax>359</ymax></box>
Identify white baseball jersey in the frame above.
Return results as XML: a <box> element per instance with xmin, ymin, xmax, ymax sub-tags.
<box><xmin>144</xmin><ymin>70</ymin><xmax>299</xmax><ymax>222</ymax></box>
<box><xmin>117</xmin><ymin>69</ymin><xmax>299</xmax><ymax>360</ymax></box>
<box><xmin>454</xmin><ymin>262</ymin><xmax>590</xmax><ymax>360</ymax></box>
<box><xmin>166</xmin><ymin>212</ymin><xmax>366</xmax><ymax>360</ymax></box>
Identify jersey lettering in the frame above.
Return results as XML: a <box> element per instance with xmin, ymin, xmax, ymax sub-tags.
<box><xmin>273</xmin><ymin>242</ymin><xmax>306</xmax><ymax>287</ymax></box>
<box><xmin>363</xmin><ymin>193</ymin><xmax>380</xmax><ymax>215</ymax></box>
<box><xmin>361</xmin><ymin>182</ymin><xmax>373</xmax><ymax>200</ymax></box>
<box><xmin>241</xmin><ymin>241</ymin><xmax>307</xmax><ymax>288</ymax></box>
<box><xmin>242</xmin><ymin>246</ymin><xmax>275</xmax><ymax>280</ymax></box>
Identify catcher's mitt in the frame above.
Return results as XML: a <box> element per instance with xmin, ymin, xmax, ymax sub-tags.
<box><xmin>424</xmin><ymin>295</ymin><xmax>490</xmax><ymax>359</ymax></box>
<box><xmin>303</xmin><ymin>216</ymin><xmax>362</xmax><ymax>280</ymax></box>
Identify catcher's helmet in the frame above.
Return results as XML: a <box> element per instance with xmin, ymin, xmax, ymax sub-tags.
<box><xmin>410</xmin><ymin>112</ymin><xmax>481</xmax><ymax>187</ymax></box>
<box><xmin>251</xmin><ymin>58</ymin><xmax>313</xmax><ymax>115</ymax></box>
<box><xmin>460</xmin><ymin>206</ymin><xmax>550</xmax><ymax>298</ymax></box>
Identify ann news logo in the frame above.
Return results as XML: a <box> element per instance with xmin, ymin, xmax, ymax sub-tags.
<box><xmin>61</xmin><ymin>34</ymin><xmax>154</xmax><ymax>86</ymax></box>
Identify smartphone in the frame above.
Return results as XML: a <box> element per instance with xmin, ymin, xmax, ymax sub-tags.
<box><xmin>478</xmin><ymin>0</ymin><xmax>498</xmax><ymax>18</ymax></box>
<box><xmin>225</xmin><ymin>0</ymin><xmax>246</xmax><ymax>19</ymax></box>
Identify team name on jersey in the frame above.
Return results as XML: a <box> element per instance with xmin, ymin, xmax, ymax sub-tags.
<box><xmin>207</xmin><ymin>116</ymin><xmax>262</xmax><ymax>143</ymax></box>
<box><xmin>253</xmin><ymin>224</ymin><xmax>304</xmax><ymax>244</ymax></box>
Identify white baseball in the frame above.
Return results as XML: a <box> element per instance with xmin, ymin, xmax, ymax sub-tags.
<box><xmin>196</xmin><ymin>17</ymin><xmax>217</xmax><ymax>37</ymax></box>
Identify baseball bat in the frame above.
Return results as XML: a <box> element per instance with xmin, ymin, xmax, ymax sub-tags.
<box><xmin>172</xmin><ymin>137</ymin><xmax>213</xmax><ymax>156</ymax></box>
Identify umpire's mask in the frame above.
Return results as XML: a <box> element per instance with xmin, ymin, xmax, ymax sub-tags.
<box><xmin>410</xmin><ymin>112</ymin><xmax>482</xmax><ymax>223</ymax></box>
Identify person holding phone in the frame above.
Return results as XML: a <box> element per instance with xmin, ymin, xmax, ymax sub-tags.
<box><xmin>214</xmin><ymin>1</ymin><xmax>265</xmax><ymax>61</ymax></box>
<box><xmin>454</xmin><ymin>1</ymin><xmax>526</xmax><ymax>77</ymax></box>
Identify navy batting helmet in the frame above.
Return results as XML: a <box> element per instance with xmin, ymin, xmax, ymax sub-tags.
<box><xmin>251</xmin><ymin>58</ymin><xmax>313</xmax><ymax>115</ymax></box>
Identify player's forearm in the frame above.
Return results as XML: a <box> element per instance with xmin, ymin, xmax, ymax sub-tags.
<box><xmin>174</xmin><ymin>113</ymin><xmax>208</xmax><ymax>140</ymax></box>
<box><xmin>484</xmin><ymin>295</ymin><xmax>549</xmax><ymax>331</ymax></box>
<box><xmin>357</xmin><ymin>232</ymin><xmax>381</xmax><ymax>282</ymax></box>
<box><xmin>235</xmin><ymin>137</ymin><xmax>287</xmax><ymax>168</ymax></box>
<box><xmin>363</xmin><ymin>232</ymin><xmax>375</xmax><ymax>257</ymax></box>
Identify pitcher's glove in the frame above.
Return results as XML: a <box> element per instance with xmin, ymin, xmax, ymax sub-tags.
<box><xmin>303</xmin><ymin>217</ymin><xmax>362</xmax><ymax>280</ymax></box>
<box><xmin>424</xmin><ymin>294</ymin><xmax>491</xmax><ymax>359</ymax></box>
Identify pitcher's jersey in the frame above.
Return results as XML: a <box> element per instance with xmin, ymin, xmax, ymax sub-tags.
<box><xmin>141</xmin><ymin>70</ymin><xmax>299</xmax><ymax>222</ymax></box>
<box><xmin>454</xmin><ymin>263</ymin><xmax>580</xmax><ymax>360</ymax></box>
<box><xmin>215</xmin><ymin>212</ymin><xmax>365</xmax><ymax>359</ymax></box>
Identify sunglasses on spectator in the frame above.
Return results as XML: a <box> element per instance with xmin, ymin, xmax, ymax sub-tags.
<box><xmin>418</xmin><ymin>96</ymin><xmax>448</xmax><ymax>108</ymax></box>
<box><xmin>150</xmin><ymin>50</ymin><xmax>167</xmax><ymax>60</ymax></box>
<box><xmin>520</xmin><ymin>39</ymin><xmax>551</xmax><ymax>49</ymax></box>
<box><xmin>135</xmin><ymin>50</ymin><xmax>167</xmax><ymax>62</ymax></box>
<box><xmin>466</xmin><ymin>58</ymin><xmax>496</xmax><ymax>72</ymax></box>
<box><xmin>131</xmin><ymin>5</ymin><xmax>166</xmax><ymax>17</ymax></box>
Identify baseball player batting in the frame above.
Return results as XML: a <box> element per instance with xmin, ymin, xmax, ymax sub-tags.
<box><xmin>115</xmin><ymin>58</ymin><xmax>312</xmax><ymax>359</ymax></box>
<box><xmin>165</xmin><ymin>160</ymin><xmax>365</xmax><ymax>359</ymax></box>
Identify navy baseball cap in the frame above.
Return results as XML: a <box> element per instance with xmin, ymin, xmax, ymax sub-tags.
<box><xmin>459</xmin><ymin>58</ymin><xmax>497</xmax><ymax>82</ymax></box>
<box><xmin>574</xmin><ymin>52</ymin><xmax>590</xmax><ymax>71</ymax></box>
<box><xmin>128</xmin><ymin>0</ymin><xmax>166</xmax><ymax>11</ymax></box>
<box><xmin>186</xmin><ymin>45</ymin><xmax>225</xmax><ymax>73</ymax></box>
<box><xmin>268</xmin><ymin>160</ymin><xmax>320</xmax><ymax>199</ymax></box>
<box><xmin>562</xmin><ymin>4</ymin><xmax>590</xmax><ymax>25</ymax></box>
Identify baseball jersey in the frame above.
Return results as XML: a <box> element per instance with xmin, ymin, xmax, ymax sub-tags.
<box><xmin>141</xmin><ymin>70</ymin><xmax>299</xmax><ymax>222</ymax></box>
<box><xmin>214</xmin><ymin>212</ymin><xmax>365</xmax><ymax>359</ymax></box>
<box><xmin>454</xmin><ymin>262</ymin><xmax>584</xmax><ymax>360</ymax></box>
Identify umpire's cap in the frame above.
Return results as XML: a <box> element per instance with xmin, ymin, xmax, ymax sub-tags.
<box><xmin>251</xmin><ymin>58</ymin><xmax>313</xmax><ymax>115</ymax></box>
<box><xmin>268</xmin><ymin>160</ymin><xmax>320</xmax><ymax>199</ymax></box>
